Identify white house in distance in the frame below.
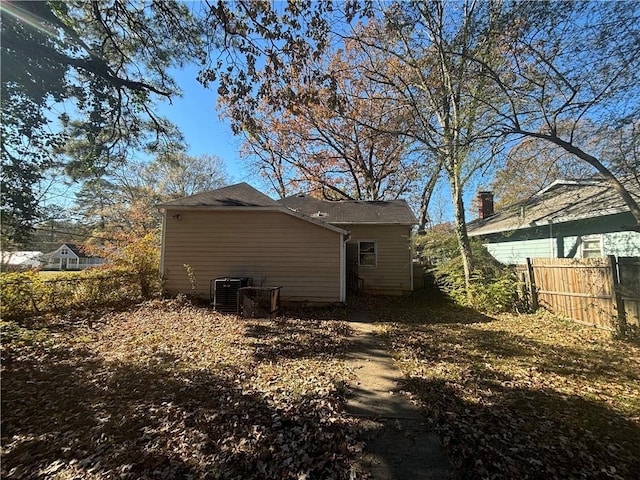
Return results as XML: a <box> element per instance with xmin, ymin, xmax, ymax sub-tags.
<box><xmin>0</xmin><ymin>251</ymin><xmax>44</xmax><ymax>271</ymax></box>
<box><xmin>42</xmin><ymin>243</ymin><xmax>106</xmax><ymax>271</ymax></box>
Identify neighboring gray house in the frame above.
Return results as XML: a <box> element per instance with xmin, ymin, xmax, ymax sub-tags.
<box><xmin>467</xmin><ymin>178</ymin><xmax>640</xmax><ymax>265</ymax></box>
<box><xmin>43</xmin><ymin>243</ymin><xmax>106</xmax><ymax>270</ymax></box>
<box><xmin>159</xmin><ymin>183</ymin><xmax>417</xmax><ymax>304</ymax></box>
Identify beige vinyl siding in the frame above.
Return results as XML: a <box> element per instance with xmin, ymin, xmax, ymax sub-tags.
<box><xmin>346</xmin><ymin>224</ymin><xmax>413</xmax><ymax>295</ymax></box>
<box><xmin>162</xmin><ymin>209</ymin><xmax>342</xmax><ymax>303</ymax></box>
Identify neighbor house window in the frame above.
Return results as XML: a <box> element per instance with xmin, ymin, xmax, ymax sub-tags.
<box><xmin>359</xmin><ymin>241</ymin><xmax>377</xmax><ymax>267</ymax></box>
<box><xmin>581</xmin><ymin>235</ymin><xmax>603</xmax><ymax>258</ymax></box>
<box><xmin>61</xmin><ymin>247</ymin><xmax>69</xmax><ymax>255</ymax></box>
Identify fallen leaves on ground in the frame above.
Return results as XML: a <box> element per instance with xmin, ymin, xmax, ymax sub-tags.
<box><xmin>8</xmin><ymin>291</ymin><xmax>637</xmax><ymax>479</ymax></box>
<box><xmin>384</xmin><ymin>298</ymin><xmax>640</xmax><ymax>480</ymax></box>
<box><xmin>1</xmin><ymin>299</ymin><xmax>362</xmax><ymax>479</ymax></box>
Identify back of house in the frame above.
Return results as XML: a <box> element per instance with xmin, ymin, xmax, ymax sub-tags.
<box><xmin>159</xmin><ymin>183</ymin><xmax>417</xmax><ymax>306</ymax></box>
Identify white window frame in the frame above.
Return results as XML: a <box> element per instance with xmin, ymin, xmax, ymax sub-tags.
<box><xmin>580</xmin><ymin>234</ymin><xmax>603</xmax><ymax>258</ymax></box>
<box><xmin>358</xmin><ymin>240</ymin><xmax>377</xmax><ymax>268</ymax></box>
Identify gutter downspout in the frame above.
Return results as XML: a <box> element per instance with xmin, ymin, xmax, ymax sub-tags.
<box><xmin>409</xmin><ymin>229</ymin><xmax>414</xmax><ymax>291</ymax></box>
<box><xmin>339</xmin><ymin>233</ymin><xmax>346</xmax><ymax>303</ymax></box>
<box><xmin>159</xmin><ymin>208</ymin><xmax>167</xmax><ymax>282</ymax></box>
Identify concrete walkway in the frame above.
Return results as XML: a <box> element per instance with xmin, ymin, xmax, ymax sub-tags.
<box><xmin>345</xmin><ymin>312</ymin><xmax>452</xmax><ymax>480</ymax></box>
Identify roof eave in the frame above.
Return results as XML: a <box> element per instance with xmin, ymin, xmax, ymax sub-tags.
<box><xmin>468</xmin><ymin>207</ymin><xmax>632</xmax><ymax>237</ymax></box>
<box><xmin>329</xmin><ymin>221</ymin><xmax>417</xmax><ymax>226</ymax></box>
<box><xmin>160</xmin><ymin>205</ymin><xmax>349</xmax><ymax>235</ymax></box>
<box><xmin>159</xmin><ymin>205</ymin><xmax>277</xmax><ymax>211</ymax></box>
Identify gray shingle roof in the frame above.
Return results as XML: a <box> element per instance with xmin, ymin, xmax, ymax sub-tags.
<box><xmin>158</xmin><ymin>183</ymin><xmax>279</xmax><ymax>208</ymax></box>
<box><xmin>43</xmin><ymin>243</ymin><xmax>93</xmax><ymax>258</ymax></box>
<box><xmin>467</xmin><ymin>177</ymin><xmax>640</xmax><ymax>236</ymax></box>
<box><xmin>65</xmin><ymin>243</ymin><xmax>85</xmax><ymax>257</ymax></box>
<box><xmin>159</xmin><ymin>183</ymin><xmax>417</xmax><ymax>225</ymax></box>
<box><xmin>278</xmin><ymin>195</ymin><xmax>417</xmax><ymax>225</ymax></box>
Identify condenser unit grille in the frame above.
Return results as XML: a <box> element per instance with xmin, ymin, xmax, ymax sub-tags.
<box><xmin>211</xmin><ymin>277</ymin><xmax>250</xmax><ymax>313</ymax></box>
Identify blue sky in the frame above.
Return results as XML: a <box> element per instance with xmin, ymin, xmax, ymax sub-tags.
<box><xmin>160</xmin><ymin>65</ymin><xmax>256</xmax><ymax>186</ymax></box>
<box><xmin>43</xmin><ymin>62</ymin><xmax>474</xmax><ymax>223</ymax></box>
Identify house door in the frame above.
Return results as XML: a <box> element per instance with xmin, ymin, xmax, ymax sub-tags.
<box><xmin>60</xmin><ymin>258</ymin><xmax>67</xmax><ymax>270</ymax></box>
<box><xmin>346</xmin><ymin>242</ymin><xmax>360</xmax><ymax>296</ymax></box>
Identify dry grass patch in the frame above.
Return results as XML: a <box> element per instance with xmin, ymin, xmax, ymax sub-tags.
<box><xmin>1</xmin><ymin>299</ymin><xmax>362</xmax><ymax>480</ymax></box>
<box><xmin>381</xmin><ymin>294</ymin><xmax>640</xmax><ymax>480</ymax></box>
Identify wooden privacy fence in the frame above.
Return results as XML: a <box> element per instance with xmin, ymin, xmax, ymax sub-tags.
<box><xmin>516</xmin><ymin>256</ymin><xmax>640</xmax><ymax>330</ymax></box>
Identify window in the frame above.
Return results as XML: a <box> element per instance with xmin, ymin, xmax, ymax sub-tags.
<box><xmin>359</xmin><ymin>241</ymin><xmax>376</xmax><ymax>267</ymax></box>
<box><xmin>581</xmin><ymin>235</ymin><xmax>603</xmax><ymax>258</ymax></box>
<box><xmin>61</xmin><ymin>247</ymin><xmax>69</xmax><ymax>255</ymax></box>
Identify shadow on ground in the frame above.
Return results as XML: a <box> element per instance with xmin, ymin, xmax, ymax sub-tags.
<box><xmin>345</xmin><ymin>288</ymin><xmax>640</xmax><ymax>478</ymax></box>
<box><xmin>403</xmin><ymin>376</ymin><xmax>640</xmax><ymax>479</ymax></box>
<box><xmin>244</xmin><ymin>317</ymin><xmax>352</xmax><ymax>361</ymax></box>
<box><xmin>1</xmin><ymin>317</ymin><xmax>358</xmax><ymax>479</ymax></box>
<box><xmin>348</xmin><ymin>288</ymin><xmax>494</xmax><ymax>325</ymax></box>
<box><xmin>377</xmin><ymin>297</ymin><xmax>640</xmax><ymax>479</ymax></box>
<box><xmin>355</xmin><ymin>418</ymin><xmax>451</xmax><ymax>480</ymax></box>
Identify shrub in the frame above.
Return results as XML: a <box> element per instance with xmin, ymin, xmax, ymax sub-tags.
<box><xmin>467</xmin><ymin>271</ymin><xmax>520</xmax><ymax>314</ymax></box>
<box><xmin>0</xmin><ymin>267</ymin><xmax>143</xmax><ymax>321</ymax></box>
<box><xmin>0</xmin><ymin>271</ymin><xmax>41</xmax><ymax>318</ymax></box>
<box><xmin>83</xmin><ymin>231</ymin><xmax>162</xmax><ymax>299</ymax></box>
<box><xmin>415</xmin><ymin>227</ymin><xmax>520</xmax><ymax>314</ymax></box>
<box><xmin>414</xmin><ymin>222</ymin><xmax>459</xmax><ymax>266</ymax></box>
<box><xmin>111</xmin><ymin>233</ymin><xmax>161</xmax><ymax>298</ymax></box>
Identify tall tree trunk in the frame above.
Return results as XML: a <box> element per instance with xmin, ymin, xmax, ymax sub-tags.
<box><xmin>417</xmin><ymin>171</ymin><xmax>441</xmax><ymax>234</ymax></box>
<box><xmin>450</xmin><ymin>175</ymin><xmax>474</xmax><ymax>291</ymax></box>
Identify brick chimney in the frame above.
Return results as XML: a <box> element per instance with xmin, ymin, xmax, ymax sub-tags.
<box><xmin>477</xmin><ymin>191</ymin><xmax>494</xmax><ymax>219</ymax></box>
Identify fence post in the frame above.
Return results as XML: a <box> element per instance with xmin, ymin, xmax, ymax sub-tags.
<box><xmin>526</xmin><ymin>258</ymin><xmax>539</xmax><ymax>310</ymax></box>
<box><xmin>608</xmin><ymin>255</ymin><xmax>626</xmax><ymax>332</ymax></box>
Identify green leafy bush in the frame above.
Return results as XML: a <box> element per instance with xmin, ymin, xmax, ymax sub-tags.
<box><xmin>93</xmin><ymin>232</ymin><xmax>162</xmax><ymax>298</ymax></box>
<box><xmin>414</xmin><ymin>222</ymin><xmax>459</xmax><ymax>265</ymax></box>
<box><xmin>0</xmin><ymin>271</ymin><xmax>41</xmax><ymax>318</ymax></box>
<box><xmin>415</xmin><ymin>227</ymin><xmax>521</xmax><ymax>314</ymax></box>
<box><xmin>0</xmin><ymin>267</ymin><xmax>143</xmax><ymax>320</ymax></box>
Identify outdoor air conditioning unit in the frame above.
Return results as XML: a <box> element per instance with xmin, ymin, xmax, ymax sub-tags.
<box><xmin>211</xmin><ymin>277</ymin><xmax>251</xmax><ymax>313</ymax></box>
